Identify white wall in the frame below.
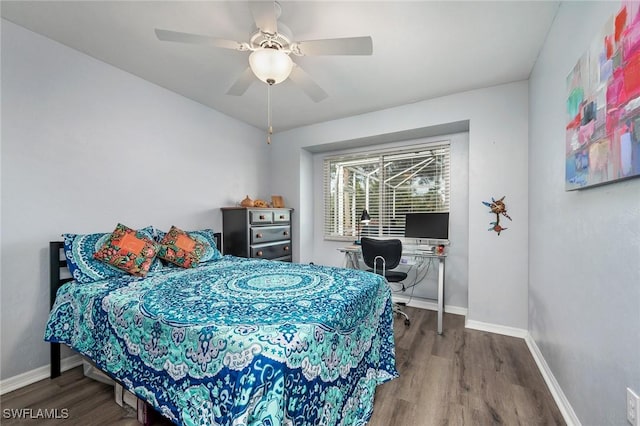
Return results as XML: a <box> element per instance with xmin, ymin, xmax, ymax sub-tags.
<box><xmin>310</xmin><ymin>132</ymin><xmax>469</xmax><ymax>308</ymax></box>
<box><xmin>0</xmin><ymin>20</ymin><xmax>269</xmax><ymax>380</ymax></box>
<box><xmin>271</xmin><ymin>81</ymin><xmax>529</xmax><ymax>330</ymax></box>
<box><xmin>529</xmin><ymin>2</ymin><xmax>640</xmax><ymax>424</ymax></box>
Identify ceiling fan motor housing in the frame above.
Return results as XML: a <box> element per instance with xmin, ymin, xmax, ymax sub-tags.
<box><xmin>249</xmin><ymin>22</ymin><xmax>293</xmax><ymax>51</ymax></box>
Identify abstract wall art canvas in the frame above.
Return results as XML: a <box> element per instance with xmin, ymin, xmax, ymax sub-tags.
<box><xmin>566</xmin><ymin>1</ymin><xmax>640</xmax><ymax>190</ymax></box>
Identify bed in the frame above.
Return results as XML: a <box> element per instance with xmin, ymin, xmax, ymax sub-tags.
<box><xmin>45</xmin><ymin>232</ymin><xmax>398</xmax><ymax>426</ymax></box>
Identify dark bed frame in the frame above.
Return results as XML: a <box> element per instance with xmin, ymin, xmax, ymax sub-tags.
<box><xmin>48</xmin><ymin>233</ymin><xmax>222</xmax><ymax>379</ymax></box>
<box><xmin>49</xmin><ymin>241</ymin><xmax>73</xmax><ymax>378</ymax></box>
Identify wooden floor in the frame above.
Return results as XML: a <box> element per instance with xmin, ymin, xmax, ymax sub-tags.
<box><xmin>368</xmin><ymin>307</ymin><xmax>565</xmax><ymax>425</ymax></box>
<box><xmin>1</xmin><ymin>307</ymin><xmax>564</xmax><ymax>425</ymax></box>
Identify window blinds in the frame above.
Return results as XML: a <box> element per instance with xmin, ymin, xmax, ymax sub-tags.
<box><xmin>323</xmin><ymin>142</ymin><xmax>450</xmax><ymax>240</ymax></box>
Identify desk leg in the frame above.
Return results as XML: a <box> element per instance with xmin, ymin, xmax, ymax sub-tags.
<box><xmin>343</xmin><ymin>252</ymin><xmax>360</xmax><ymax>269</ymax></box>
<box><xmin>352</xmin><ymin>252</ymin><xmax>360</xmax><ymax>269</ymax></box>
<box><xmin>342</xmin><ymin>253</ymin><xmax>350</xmax><ymax>268</ymax></box>
<box><xmin>437</xmin><ymin>258</ymin><xmax>445</xmax><ymax>335</ymax></box>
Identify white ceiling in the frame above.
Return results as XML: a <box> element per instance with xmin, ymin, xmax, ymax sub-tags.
<box><xmin>1</xmin><ymin>1</ymin><xmax>560</xmax><ymax>131</ymax></box>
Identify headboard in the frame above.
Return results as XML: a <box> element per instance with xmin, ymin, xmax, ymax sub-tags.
<box><xmin>48</xmin><ymin>232</ymin><xmax>221</xmax><ymax>379</ymax></box>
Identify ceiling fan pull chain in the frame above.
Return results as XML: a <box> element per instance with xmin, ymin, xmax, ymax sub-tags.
<box><xmin>267</xmin><ymin>82</ymin><xmax>273</xmax><ymax>144</ymax></box>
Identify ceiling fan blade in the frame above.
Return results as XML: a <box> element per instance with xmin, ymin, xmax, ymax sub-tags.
<box><xmin>155</xmin><ymin>29</ymin><xmax>246</xmax><ymax>51</ymax></box>
<box><xmin>293</xmin><ymin>36</ymin><xmax>373</xmax><ymax>56</ymax></box>
<box><xmin>226</xmin><ymin>67</ymin><xmax>255</xmax><ymax>96</ymax></box>
<box><xmin>248</xmin><ymin>1</ymin><xmax>278</xmax><ymax>35</ymax></box>
<box><xmin>289</xmin><ymin>65</ymin><xmax>328</xmax><ymax>103</ymax></box>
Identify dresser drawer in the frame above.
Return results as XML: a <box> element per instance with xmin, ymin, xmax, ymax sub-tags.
<box><xmin>251</xmin><ymin>226</ymin><xmax>291</xmax><ymax>244</ymax></box>
<box><xmin>251</xmin><ymin>242</ymin><xmax>292</xmax><ymax>260</ymax></box>
<box><xmin>272</xmin><ymin>209</ymin><xmax>290</xmax><ymax>223</ymax></box>
<box><xmin>249</xmin><ymin>210</ymin><xmax>273</xmax><ymax>224</ymax></box>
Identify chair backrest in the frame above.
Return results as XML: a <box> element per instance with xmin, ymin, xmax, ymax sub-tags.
<box><xmin>360</xmin><ymin>237</ymin><xmax>403</xmax><ymax>271</ymax></box>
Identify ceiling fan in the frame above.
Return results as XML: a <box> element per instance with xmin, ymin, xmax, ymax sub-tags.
<box><xmin>154</xmin><ymin>1</ymin><xmax>373</xmax><ymax>103</ymax></box>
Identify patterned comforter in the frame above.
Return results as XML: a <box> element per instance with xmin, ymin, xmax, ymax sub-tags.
<box><xmin>44</xmin><ymin>256</ymin><xmax>398</xmax><ymax>425</ymax></box>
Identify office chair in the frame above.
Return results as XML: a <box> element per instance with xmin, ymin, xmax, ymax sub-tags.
<box><xmin>360</xmin><ymin>237</ymin><xmax>411</xmax><ymax>326</ymax></box>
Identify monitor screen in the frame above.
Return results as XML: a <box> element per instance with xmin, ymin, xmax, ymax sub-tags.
<box><xmin>404</xmin><ymin>212</ymin><xmax>449</xmax><ymax>240</ymax></box>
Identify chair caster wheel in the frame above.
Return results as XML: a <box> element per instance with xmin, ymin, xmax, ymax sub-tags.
<box><xmin>404</xmin><ymin>319</ymin><xmax>410</xmax><ymax>326</ymax></box>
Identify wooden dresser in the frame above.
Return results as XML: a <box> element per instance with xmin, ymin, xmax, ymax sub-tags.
<box><xmin>221</xmin><ymin>207</ymin><xmax>293</xmax><ymax>262</ymax></box>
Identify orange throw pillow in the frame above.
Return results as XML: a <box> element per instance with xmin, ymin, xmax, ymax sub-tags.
<box><xmin>157</xmin><ymin>226</ymin><xmax>205</xmax><ymax>268</ymax></box>
<box><xmin>93</xmin><ymin>223</ymin><xmax>158</xmax><ymax>277</ymax></box>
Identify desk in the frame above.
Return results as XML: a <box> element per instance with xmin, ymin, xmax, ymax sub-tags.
<box><xmin>338</xmin><ymin>246</ymin><xmax>446</xmax><ymax>335</ymax></box>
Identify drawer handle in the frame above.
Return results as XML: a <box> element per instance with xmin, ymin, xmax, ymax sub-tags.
<box><xmin>283</xmin><ymin>246</ymin><xmax>290</xmax><ymax>252</ymax></box>
<box><xmin>256</xmin><ymin>250</ymin><xmax>263</xmax><ymax>257</ymax></box>
<box><xmin>259</xmin><ymin>215</ymin><xmax>266</xmax><ymax>220</ymax></box>
<box><xmin>256</xmin><ymin>233</ymin><xmax>263</xmax><ymax>238</ymax></box>
<box><xmin>279</xmin><ymin>215</ymin><xmax>285</xmax><ymax>219</ymax></box>
<box><xmin>283</xmin><ymin>231</ymin><xmax>289</xmax><ymax>236</ymax></box>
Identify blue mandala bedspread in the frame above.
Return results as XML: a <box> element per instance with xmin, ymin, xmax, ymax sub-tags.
<box><xmin>44</xmin><ymin>256</ymin><xmax>398</xmax><ymax>425</ymax></box>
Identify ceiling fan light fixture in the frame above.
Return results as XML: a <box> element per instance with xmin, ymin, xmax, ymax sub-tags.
<box><xmin>249</xmin><ymin>48</ymin><xmax>293</xmax><ymax>85</ymax></box>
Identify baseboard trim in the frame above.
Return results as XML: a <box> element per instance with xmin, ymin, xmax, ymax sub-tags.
<box><xmin>465</xmin><ymin>319</ymin><xmax>528</xmax><ymax>338</ymax></box>
<box><xmin>392</xmin><ymin>295</ymin><xmax>468</xmax><ymax>317</ymax></box>
<box><xmin>0</xmin><ymin>355</ymin><xmax>83</xmax><ymax>395</ymax></box>
<box><xmin>525</xmin><ymin>335</ymin><xmax>581</xmax><ymax>426</ymax></box>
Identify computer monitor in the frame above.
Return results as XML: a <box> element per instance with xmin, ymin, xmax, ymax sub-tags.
<box><xmin>404</xmin><ymin>212</ymin><xmax>449</xmax><ymax>240</ymax></box>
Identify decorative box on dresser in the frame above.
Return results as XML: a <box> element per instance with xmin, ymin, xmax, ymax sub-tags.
<box><xmin>221</xmin><ymin>207</ymin><xmax>293</xmax><ymax>262</ymax></box>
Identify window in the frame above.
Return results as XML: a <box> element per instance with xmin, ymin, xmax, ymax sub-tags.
<box><xmin>323</xmin><ymin>142</ymin><xmax>450</xmax><ymax>240</ymax></box>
